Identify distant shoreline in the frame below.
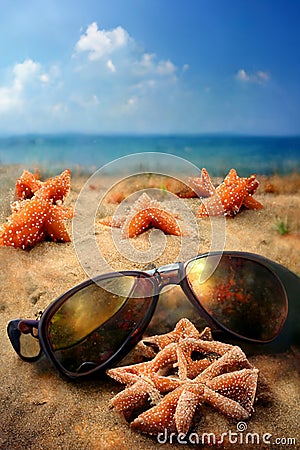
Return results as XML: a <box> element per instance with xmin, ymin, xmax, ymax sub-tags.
<box><xmin>0</xmin><ymin>134</ymin><xmax>299</xmax><ymax>176</ymax></box>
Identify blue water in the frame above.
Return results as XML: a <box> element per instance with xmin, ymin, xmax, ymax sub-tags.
<box><xmin>0</xmin><ymin>134</ymin><xmax>299</xmax><ymax>176</ymax></box>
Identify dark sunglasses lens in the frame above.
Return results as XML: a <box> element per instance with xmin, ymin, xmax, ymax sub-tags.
<box><xmin>46</xmin><ymin>275</ymin><xmax>155</xmax><ymax>375</ymax></box>
<box><xmin>186</xmin><ymin>255</ymin><xmax>288</xmax><ymax>341</ymax></box>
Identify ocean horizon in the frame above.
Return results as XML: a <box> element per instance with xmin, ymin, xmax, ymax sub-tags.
<box><xmin>0</xmin><ymin>133</ymin><xmax>299</xmax><ymax>177</ymax></box>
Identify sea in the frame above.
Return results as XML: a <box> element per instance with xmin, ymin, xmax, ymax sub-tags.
<box><xmin>0</xmin><ymin>134</ymin><xmax>299</xmax><ymax>177</ymax></box>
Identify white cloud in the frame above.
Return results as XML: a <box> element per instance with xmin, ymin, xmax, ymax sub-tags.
<box><xmin>13</xmin><ymin>59</ymin><xmax>41</xmax><ymax>83</ymax></box>
<box><xmin>236</xmin><ymin>69</ymin><xmax>249</xmax><ymax>81</ymax></box>
<box><xmin>40</xmin><ymin>73</ymin><xmax>50</xmax><ymax>83</ymax></box>
<box><xmin>0</xmin><ymin>59</ymin><xmax>61</xmax><ymax>116</ymax></box>
<box><xmin>0</xmin><ymin>59</ymin><xmax>41</xmax><ymax>112</ymax></box>
<box><xmin>0</xmin><ymin>86</ymin><xmax>22</xmax><ymax>113</ymax></box>
<box><xmin>134</xmin><ymin>52</ymin><xmax>177</xmax><ymax>76</ymax></box>
<box><xmin>75</xmin><ymin>22</ymin><xmax>130</xmax><ymax>61</ymax></box>
<box><xmin>0</xmin><ymin>23</ymin><xmax>185</xmax><ymax>132</ymax></box>
<box><xmin>106</xmin><ymin>59</ymin><xmax>116</xmax><ymax>73</ymax></box>
<box><xmin>157</xmin><ymin>59</ymin><xmax>176</xmax><ymax>75</ymax></box>
<box><xmin>236</xmin><ymin>68</ymin><xmax>270</xmax><ymax>84</ymax></box>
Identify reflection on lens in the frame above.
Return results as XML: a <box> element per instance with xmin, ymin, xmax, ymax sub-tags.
<box><xmin>19</xmin><ymin>334</ymin><xmax>41</xmax><ymax>359</ymax></box>
<box><xmin>186</xmin><ymin>255</ymin><xmax>287</xmax><ymax>341</ymax></box>
<box><xmin>47</xmin><ymin>275</ymin><xmax>155</xmax><ymax>374</ymax></box>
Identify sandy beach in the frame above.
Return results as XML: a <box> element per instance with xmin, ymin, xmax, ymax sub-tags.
<box><xmin>0</xmin><ymin>165</ymin><xmax>299</xmax><ymax>450</ymax></box>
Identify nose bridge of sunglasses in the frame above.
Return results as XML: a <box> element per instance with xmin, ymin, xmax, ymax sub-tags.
<box><xmin>150</xmin><ymin>262</ymin><xmax>182</xmax><ymax>289</ymax></box>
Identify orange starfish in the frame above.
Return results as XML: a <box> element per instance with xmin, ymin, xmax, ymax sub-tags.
<box><xmin>0</xmin><ymin>169</ymin><xmax>73</xmax><ymax>249</ymax></box>
<box><xmin>131</xmin><ymin>350</ymin><xmax>258</xmax><ymax>435</ymax></box>
<box><xmin>197</xmin><ymin>168</ymin><xmax>263</xmax><ymax>217</ymax></box>
<box><xmin>99</xmin><ymin>193</ymin><xmax>183</xmax><ymax>238</ymax></box>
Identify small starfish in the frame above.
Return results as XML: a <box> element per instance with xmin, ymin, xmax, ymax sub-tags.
<box><xmin>197</xmin><ymin>169</ymin><xmax>263</xmax><ymax>217</ymax></box>
<box><xmin>99</xmin><ymin>192</ymin><xmax>183</xmax><ymax>238</ymax></box>
<box><xmin>0</xmin><ymin>169</ymin><xmax>73</xmax><ymax>249</ymax></box>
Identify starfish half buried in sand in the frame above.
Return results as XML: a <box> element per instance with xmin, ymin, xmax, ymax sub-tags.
<box><xmin>0</xmin><ymin>169</ymin><xmax>74</xmax><ymax>249</ymax></box>
<box><xmin>107</xmin><ymin>319</ymin><xmax>259</xmax><ymax>435</ymax></box>
<box><xmin>197</xmin><ymin>168</ymin><xmax>263</xmax><ymax>217</ymax></box>
<box><xmin>99</xmin><ymin>192</ymin><xmax>183</xmax><ymax>238</ymax></box>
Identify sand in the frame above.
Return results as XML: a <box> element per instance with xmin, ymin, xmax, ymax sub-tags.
<box><xmin>0</xmin><ymin>166</ymin><xmax>299</xmax><ymax>450</ymax></box>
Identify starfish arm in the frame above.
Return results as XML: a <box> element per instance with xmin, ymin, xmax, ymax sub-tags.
<box><xmin>196</xmin><ymin>346</ymin><xmax>252</xmax><ymax>382</ymax></box>
<box><xmin>140</xmin><ymin>318</ymin><xmax>202</xmax><ymax>352</ymax></box>
<box><xmin>125</xmin><ymin>210</ymin><xmax>153</xmax><ymax>237</ymax></box>
<box><xmin>131</xmin><ymin>386</ymin><xmax>184</xmax><ymax>434</ymax></box>
<box><xmin>174</xmin><ymin>385</ymin><xmax>204</xmax><ymax>435</ymax></box>
<box><xmin>110</xmin><ymin>378</ymin><xmax>162</xmax><ymax>416</ymax></box>
<box><xmin>35</xmin><ymin>169</ymin><xmax>71</xmax><ymax>202</ymax></box>
<box><xmin>108</xmin><ymin>343</ymin><xmax>178</xmax><ymax>380</ymax></box>
<box><xmin>0</xmin><ymin>198</ymin><xmax>49</xmax><ymax>249</ymax></box>
<box><xmin>177</xmin><ymin>338</ymin><xmax>233</xmax><ymax>380</ymax></box>
<box><xmin>106</xmin><ymin>369</ymin><xmax>141</xmax><ymax>386</ymax></box>
<box><xmin>44</xmin><ymin>204</ymin><xmax>73</xmax><ymax>242</ymax></box>
<box><xmin>107</xmin><ymin>361</ymin><xmax>153</xmax><ymax>383</ymax></box>
<box><xmin>15</xmin><ymin>170</ymin><xmax>41</xmax><ymax>199</ymax></box>
<box><xmin>99</xmin><ymin>215</ymin><xmax>125</xmax><ymax>228</ymax></box>
<box><xmin>224</xmin><ymin>168</ymin><xmax>239</xmax><ymax>185</ymax></box>
<box><xmin>207</xmin><ymin>368</ymin><xmax>259</xmax><ymax>413</ymax></box>
<box><xmin>151</xmin><ymin>209</ymin><xmax>183</xmax><ymax>236</ymax></box>
<box><xmin>243</xmin><ymin>195</ymin><xmax>263</xmax><ymax>210</ymax></box>
<box><xmin>148</xmin><ymin>373</ymin><xmax>183</xmax><ymax>393</ymax></box>
<box><xmin>246</xmin><ymin>174</ymin><xmax>260</xmax><ymax>194</ymax></box>
<box><xmin>202</xmin><ymin>385</ymin><xmax>250</xmax><ymax>420</ymax></box>
<box><xmin>197</xmin><ymin>194</ymin><xmax>226</xmax><ymax>217</ymax></box>
<box><xmin>187</xmin><ymin>168</ymin><xmax>216</xmax><ymax>198</ymax></box>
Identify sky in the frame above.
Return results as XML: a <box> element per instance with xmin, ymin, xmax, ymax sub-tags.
<box><xmin>0</xmin><ymin>0</ymin><xmax>300</xmax><ymax>135</ymax></box>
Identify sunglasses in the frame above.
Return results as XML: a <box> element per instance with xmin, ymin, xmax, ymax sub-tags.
<box><xmin>7</xmin><ymin>251</ymin><xmax>294</xmax><ymax>379</ymax></box>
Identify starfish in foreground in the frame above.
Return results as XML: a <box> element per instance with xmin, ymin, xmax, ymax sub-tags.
<box><xmin>99</xmin><ymin>192</ymin><xmax>183</xmax><ymax>238</ymax></box>
<box><xmin>197</xmin><ymin>168</ymin><xmax>263</xmax><ymax>217</ymax></box>
<box><xmin>107</xmin><ymin>319</ymin><xmax>259</xmax><ymax>435</ymax></box>
<box><xmin>0</xmin><ymin>169</ymin><xmax>73</xmax><ymax>249</ymax></box>
<box><xmin>131</xmin><ymin>347</ymin><xmax>258</xmax><ymax>435</ymax></box>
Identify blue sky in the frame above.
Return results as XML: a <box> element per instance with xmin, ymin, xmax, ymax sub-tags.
<box><xmin>0</xmin><ymin>0</ymin><xmax>299</xmax><ymax>135</ymax></box>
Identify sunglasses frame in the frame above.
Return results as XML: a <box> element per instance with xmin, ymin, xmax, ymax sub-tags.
<box><xmin>7</xmin><ymin>251</ymin><xmax>290</xmax><ymax>379</ymax></box>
